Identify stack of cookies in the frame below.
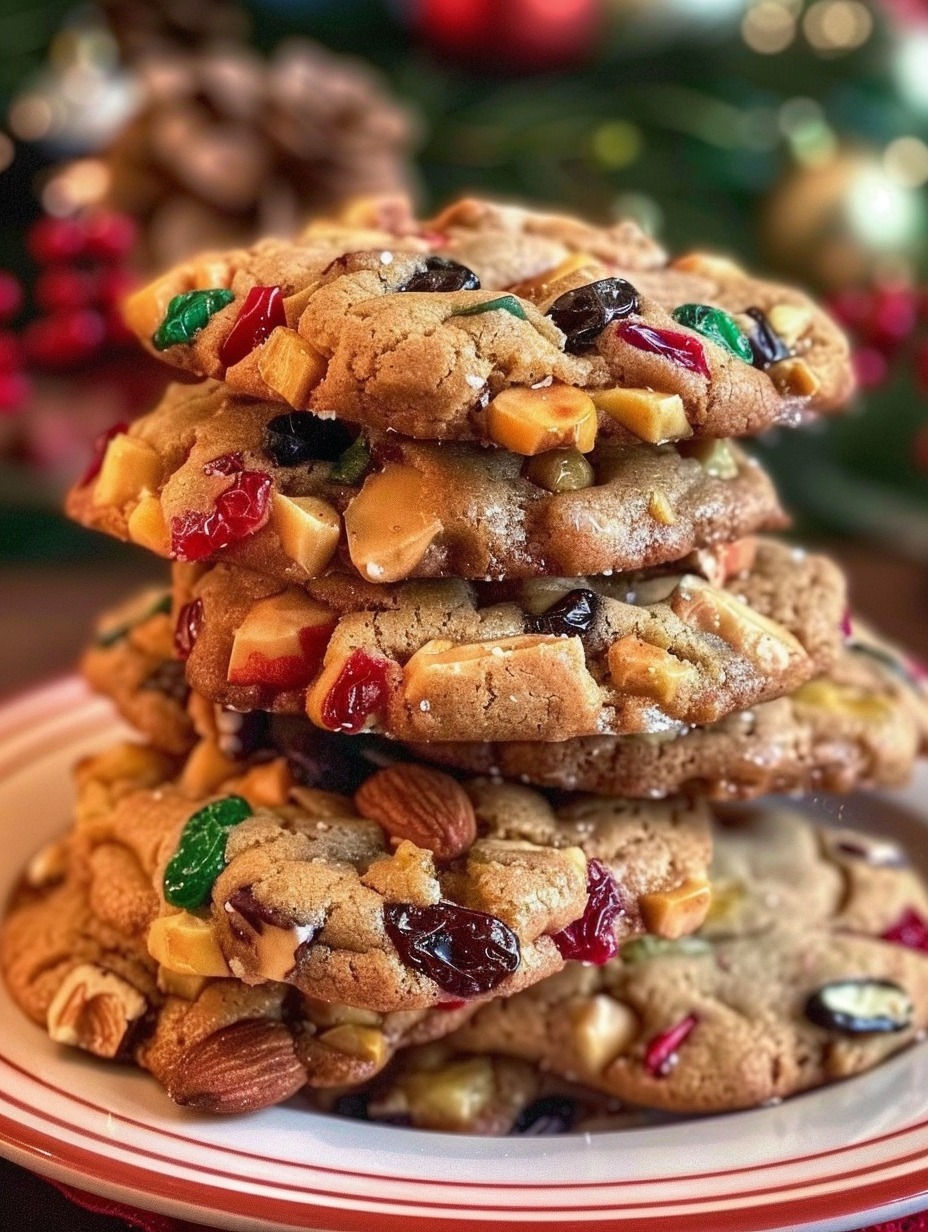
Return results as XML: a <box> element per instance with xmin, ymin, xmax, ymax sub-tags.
<box><xmin>5</xmin><ymin>197</ymin><xmax>928</xmax><ymax>1132</ymax></box>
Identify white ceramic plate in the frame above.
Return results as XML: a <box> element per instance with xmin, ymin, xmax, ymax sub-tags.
<box><xmin>2</xmin><ymin>678</ymin><xmax>928</xmax><ymax>1232</ymax></box>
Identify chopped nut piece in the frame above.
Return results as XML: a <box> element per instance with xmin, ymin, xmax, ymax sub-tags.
<box><xmin>591</xmin><ymin>388</ymin><xmax>692</xmax><ymax>444</ymax></box>
<box><xmin>768</xmin><ymin>356</ymin><xmax>820</xmax><ymax>397</ymax></box>
<box><xmin>671</xmin><ymin>582</ymin><xmax>804</xmax><ymax>673</ymax></box>
<box><xmin>486</xmin><ymin>383</ymin><xmax>598</xmax><ymax>455</ymax></box>
<box><xmin>270</xmin><ymin>493</ymin><xmax>341</xmax><ymax>576</ymax></box>
<box><xmin>92</xmin><ymin>436</ymin><xmax>162</xmax><ymax>508</ymax></box>
<box><xmin>793</xmin><ymin>679</ymin><xmax>895</xmax><ymax>722</ymax></box>
<box><xmin>607</xmin><ymin>635</ymin><xmax>698</xmax><ymax>711</ymax></box>
<box><xmin>392</xmin><ymin>1057</ymin><xmax>496</xmax><ymax>1131</ymax></box>
<box><xmin>345</xmin><ymin>465</ymin><xmax>443</xmax><ymax>582</ymax></box>
<box><xmin>148</xmin><ymin>912</ymin><xmax>232</xmax><ymax>977</ymax></box>
<box><xmin>648</xmin><ymin>490</ymin><xmax>677</xmax><ymax>525</ymax></box>
<box><xmin>318</xmin><ymin>1024</ymin><xmax>389</xmax><ymax>1067</ymax></box>
<box><xmin>640</xmin><ymin>878</ymin><xmax>712</xmax><ymax>939</ymax></box>
<box><xmin>47</xmin><ymin>964</ymin><xmax>147</xmax><ymax>1058</ymax></box>
<box><xmin>767</xmin><ymin>303</ymin><xmax>812</xmax><ymax>348</ymax></box>
<box><xmin>362</xmin><ymin>840</ymin><xmax>442</xmax><ymax>906</ymax></box>
<box><xmin>257</xmin><ymin>327</ymin><xmax>327</xmax><ymax>408</ymax></box>
<box><xmin>570</xmin><ymin>994</ymin><xmax>638</xmax><ymax>1072</ymax></box>
<box><xmin>304</xmin><ymin>1000</ymin><xmax>383</xmax><ymax>1029</ymax></box>
<box><xmin>225</xmin><ymin>758</ymin><xmax>294</xmax><ymax>809</ymax></box>
<box><xmin>127</xmin><ymin>495</ymin><xmax>171</xmax><ymax>554</ymax></box>
<box><xmin>156</xmin><ymin>968</ymin><xmax>209</xmax><ymax>1000</ymax></box>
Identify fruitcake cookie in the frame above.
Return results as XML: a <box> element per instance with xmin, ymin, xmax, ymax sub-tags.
<box><xmin>416</xmin><ymin>632</ymin><xmax>928</xmax><ymax>798</ymax></box>
<box><xmin>56</xmin><ymin>745</ymin><xmax>712</xmax><ymax>1013</ymax></box>
<box><xmin>177</xmin><ymin>539</ymin><xmax>845</xmax><ymax>743</ymax></box>
<box><xmin>65</xmin><ymin>380</ymin><xmax>786</xmax><ymax>584</ymax></box>
<box><xmin>445</xmin><ymin>808</ymin><xmax>928</xmax><ymax>1114</ymax></box>
<box><xmin>120</xmin><ymin>196</ymin><xmax>853</xmax><ymax>444</ymax></box>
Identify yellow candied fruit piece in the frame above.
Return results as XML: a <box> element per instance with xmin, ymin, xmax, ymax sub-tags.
<box><xmin>591</xmin><ymin>387</ymin><xmax>692</xmax><ymax>445</ymax></box>
<box><xmin>92</xmin><ymin>436</ymin><xmax>162</xmax><ymax>509</ymax></box>
<box><xmin>640</xmin><ymin>878</ymin><xmax>712</xmax><ymax>939</ymax></box>
<box><xmin>486</xmin><ymin>383</ymin><xmax>598</xmax><ymax>456</ymax></box>
<box><xmin>127</xmin><ymin>495</ymin><xmax>171</xmax><ymax>555</ymax></box>
<box><xmin>318</xmin><ymin>1024</ymin><xmax>389</xmax><ymax>1067</ymax></box>
<box><xmin>122</xmin><ymin>272</ymin><xmax>188</xmax><ymax>339</ymax></box>
<box><xmin>569</xmin><ymin>994</ymin><xmax>638</xmax><ymax>1072</ymax></box>
<box><xmin>148</xmin><ymin>912</ymin><xmax>231</xmax><ymax>977</ymax></box>
<box><xmin>793</xmin><ymin>679</ymin><xmax>895</xmax><ymax>722</ymax></box>
<box><xmin>270</xmin><ymin>492</ymin><xmax>341</xmax><ymax>576</ymax></box>
<box><xmin>768</xmin><ymin>356</ymin><xmax>820</xmax><ymax>397</ymax></box>
<box><xmin>344</xmin><ymin>465</ymin><xmax>442</xmax><ymax>583</ymax></box>
<box><xmin>607</xmin><ymin>635</ymin><xmax>698</xmax><ymax>710</ymax></box>
<box><xmin>257</xmin><ymin>327</ymin><xmax>327</xmax><ymax>408</ymax></box>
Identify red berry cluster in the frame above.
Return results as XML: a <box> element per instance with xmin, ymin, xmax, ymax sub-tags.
<box><xmin>21</xmin><ymin>211</ymin><xmax>138</xmax><ymax>371</ymax></box>
<box><xmin>0</xmin><ymin>271</ymin><xmax>29</xmax><ymax>416</ymax></box>
<box><xmin>829</xmin><ymin>282</ymin><xmax>928</xmax><ymax>394</ymax></box>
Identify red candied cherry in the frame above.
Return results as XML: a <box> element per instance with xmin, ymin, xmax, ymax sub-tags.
<box><xmin>882</xmin><ymin>908</ymin><xmax>928</xmax><ymax>953</ymax></box>
<box><xmin>319</xmin><ymin>649</ymin><xmax>392</xmax><ymax>734</ymax></box>
<box><xmin>78</xmin><ymin>422</ymin><xmax>128</xmax><ymax>486</ymax></box>
<box><xmin>219</xmin><ymin>285</ymin><xmax>287</xmax><ymax>368</ymax></box>
<box><xmin>170</xmin><ymin>470</ymin><xmax>272</xmax><ymax>562</ymax></box>
<box><xmin>0</xmin><ymin>271</ymin><xmax>24</xmax><ymax>323</ymax></box>
<box><xmin>643</xmin><ymin>1013</ymin><xmax>699</xmax><ymax>1078</ymax></box>
<box><xmin>614</xmin><ymin>321</ymin><xmax>710</xmax><ymax>378</ymax></box>
<box><xmin>550</xmin><ymin>859</ymin><xmax>624</xmax><ymax>965</ymax></box>
<box><xmin>228</xmin><ymin>621</ymin><xmax>337</xmax><ymax>690</ymax></box>
<box><xmin>0</xmin><ymin>371</ymin><xmax>30</xmax><ymax>414</ymax></box>
<box><xmin>174</xmin><ymin>599</ymin><xmax>204</xmax><ymax>661</ymax></box>
<box><xmin>82</xmin><ymin>211</ymin><xmax>138</xmax><ymax>261</ymax></box>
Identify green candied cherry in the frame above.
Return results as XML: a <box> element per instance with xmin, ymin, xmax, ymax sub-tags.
<box><xmin>451</xmin><ymin>294</ymin><xmax>528</xmax><ymax>321</ymax></box>
<box><xmin>152</xmin><ymin>288</ymin><xmax>235</xmax><ymax>351</ymax></box>
<box><xmin>329</xmin><ymin>434</ymin><xmax>371</xmax><ymax>485</ymax></box>
<box><xmin>671</xmin><ymin>303</ymin><xmax>753</xmax><ymax>364</ymax></box>
<box><xmin>163</xmin><ymin>795</ymin><xmax>252</xmax><ymax>910</ymax></box>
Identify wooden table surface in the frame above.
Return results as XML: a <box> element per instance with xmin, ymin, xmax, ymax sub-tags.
<box><xmin>0</xmin><ymin>537</ymin><xmax>925</xmax><ymax>1231</ymax></box>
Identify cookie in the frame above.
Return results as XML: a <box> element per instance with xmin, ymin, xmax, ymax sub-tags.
<box><xmin>445</xmin><ymin>808</ymin><xmax>928</xmax><ymax>1114</ymax></box>
<box><xmin>65</xmin><ymin>379</ymin><xmax>786</xmax><ymax>584</ymax></box>
<box><xmin>177</xmin><ymin>539</ymin><xmax>845</xmax><ymax>743</ymax></box>
<box><xmin>120</xmin><ymin>196</ymin><xmax>853</xmax><ymax>444</ymax></box>
<box><xmin>60</xmin><ymin>743</ymin><xmax>712</xmax><ymax>1013</ymax></box>
<box><xmin>416</xmin><ymin>634</ymin><xmax>928</xmax><ymax>798</ymax></box>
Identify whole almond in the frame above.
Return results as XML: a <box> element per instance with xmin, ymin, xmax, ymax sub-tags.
<box><xmin>167</xmin><ymin>1019</ymin><xmax>305</xmax><ymax>1114</ymax></box>
<box><xmin>355</xmin><ymin>764</ymin><xmax>477</xmax><ymax>860</ymax></box>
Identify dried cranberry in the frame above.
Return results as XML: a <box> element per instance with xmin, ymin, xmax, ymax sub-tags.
<box><xmin>526</xmin><ymin>589</ymin><xmax>599</xmax><ymax>638</ymax></box>
<box><xmin>225</xmin><ymin>885</ymin><xmax>295</xmax><ymax>938</ymax></box>
<box><xmin>320</xmin><ymin>649</ymin><xmax>392</xmax><ymax>734</ymax></box>
<box><xmin>644</xmin><ymin>1013</ymin><xmax>698</xmax><ymax>1077</ymax></box>
<box><xmin>383</xmin><ymin>901</ymin><xmax>521</xmax><ymax>999</ymax></box>
<box><xmin>882</xmin><ymin>908</ymin><xmax>928</xmax><ymax>953</ymax></box>
<box><xmin>203</xmin><ymin>452</ymin><xmax>244</xmax><ymax>476</ymax></box>
<box><xmin>615</xmin><ymin>322</ymin><xmax>710</xmax><ymax>378</ymax></box>
<box><xmin>546</xmin><ymin>278</ymin><xmax>639</xmax><ymax>353</ymax></box>
<box><xmin>746</xmin><ymin>307</ymin><xmax>791</xmax><ymax>369</ymax></box>
<box><xmin>174</xmin><ymin>599</ymin><xmax>204</xmax><ymax>660</ymax></box>
<box><xmin>263</xmin><ymin>411</ymin><xmax>353</xmax><ymax>467</ymax></box>
<box><xmin>511</xmin><ymin>1095</ymin><xmax>578</xmax><ymax>1136</ymax></box>
<box><xmin>401</xmin><ymin>257</ymin><xmax>480</xmax><ymax>293</ymax></box>
<box><xmin>220</xmin><ymin>285</ymin><xmax>287</xmax><ymax>368</ymax></box>
<box><xmin>170</xmin><ymin>470</ymin><xmax>272</xmax><ymax>562</ymax></box>
<box><xmin>78</xmin><ymin>422</ymin><xmax>128</xmax><ymax>486</ymax></box>
<box><xmin>551</xmin><ymin>859</ymin><xmax>624</xmax><ymax>965</ymax></box>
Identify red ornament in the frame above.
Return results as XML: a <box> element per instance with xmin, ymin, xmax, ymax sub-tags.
<box><xmin>219</xmin><ymin>285</ymin><xmax>287</xmax><ymax>368</ymax></box>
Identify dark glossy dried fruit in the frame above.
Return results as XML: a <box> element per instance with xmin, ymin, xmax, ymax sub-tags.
<box><xmin>264</xmin><ymin>412</ymin><xmax>352</xmax><ymax>467</ymax></box>
<box><xmin>643</xmin><ymin>1013</ymin><xmax>698</xmax><ymax>1077</ymax></box>
<box><xmin>546</xmin><ymin>278</ymin><xmax>639</xmax><ymax>353</ymax></box>
<box><xmin>550</xmin><ymin>859</ymin><xmax>623</xmax><ymax>965</ymax></box>
<box><xmin>174</xmin><ymin>598</ymin><xmax>204</xmax><ymax>661</ymax></box>
<box><xmin>511</xmin><ymin>1095</ymin><xmax>578</xmax><ymax>1136</ymax></box>
<box><xmin>402</xmin><ymin>257</ymin><xmax>480</xmax><ymax>293</ymax></box>
<box><xmin>215</xmin><ymin>709</ymin><xmax>271</xmax><ymax>760</ymax></box>
<box><xmin>220</xmin><ymin>284</ymin><xmax>286</xmax><ymax>368</ymax></box>
<box><xmin>525</xmin><ymin>589</ymin><xmax>600</xmax><ymax>638</ymax></box>
<box><xmin>269</xmin><ymin>719</ymin><xmax>388</xmax><ymax>794</ymax></box>
<box><xmin>746</xmin><ymin>307</ymin><xmax>791</xmax><ymax>369</ymax></box>
<box><xmin>383</xmin><ymin>901</ymin><xmax>521</xmax><ymax>998</ymax></box>
<box><xmin>224</xmin><ymin>885</ymin><xmax>296</xmax><ymax>940</ymax></box>
<box><xmin>805</xmin><ymin>979</ymin><xmax>913</xmax><ymax>1035</ymax></box>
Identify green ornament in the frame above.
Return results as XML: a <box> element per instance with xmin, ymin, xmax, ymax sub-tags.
<box><xmin>163</xmin><ymin>795</ymin><xmax>252</xmax><ymax>910</ymax></box>
<box><xmin>621</xmin><ymin>935</ymin><xmax>713</xmax><ymax>965</ymax></box>
<box><xmin>95</xmin><ymin>591</ymin><xmax>172</xmax><ymax>648</ymax></box>
<box><xmin>329</xmin><ymin>435</ymin><xmax>371</xmax><ymax>485</ymax></box>
<box><xmin>672</xmin><ymin>303</ymin><xmax>753</xmax><ymax>364</ymax></box>
<box><xmin>451</xmin><ymin>294</ymin><xmax>528</xmax><ymax>321</ymax></box>
<box><xmin>152</xmin><ymin>288</ymin><xmax>235</xmax><ymax>351</ymax></box>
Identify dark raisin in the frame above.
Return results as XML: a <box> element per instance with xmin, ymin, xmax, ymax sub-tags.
<box><xmin>526</xmin><ymin>589</ymin><xmax>600</xmax><ymax>637</ymax></box>
<box><xmin>401</xmin><ymin>256</ymin><xmax>480</xmax><ymax>293</ymax></box>
<box><xmin>546</xmin><ymin>278</ymin><xmax>640</xmax><ymax>353</ymax></box>
<box><xmin>140</xmin><ymin>660</ymin><xmax>190</xmax><ymax>705</ymax></box>
<box><xmin>174</xmin><ymin>599</ymin><xmax>204</xmax><ymax>661</ymax></box>
<box><xmin>264</xmin><ymin>412</ymin><xmax>353</xmax><ymax>468</ymax></box>
<box><xmin>746</xmin><ymin>307</ymin><xmax>791</xmax><ymax>369</ymax></box>
<box><xmin>511</xmin><ymin>1096</ymin><xmax>578</xmax><ymax>1136</ymax></box>
<box><xmin>225</xmin><ymin>885</ymin><xmax>295</xmax><ymax>938</ymax></box>
<box><xmin>551</xmin><ymin>859</ymin><xmax>624</xmax><ymax>965</ymax></box>
<box><xmin>383</xmin><ymin>901</ymin><xmax>521</xmax><ymax>999</ymax></box>
<box><xmin>805</xmin><ymin>979</ymin><xmax>913</xmax><ymax>1035</ymax></box>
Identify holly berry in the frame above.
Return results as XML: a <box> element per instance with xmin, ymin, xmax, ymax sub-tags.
<box><xmin>23</xmin><ymin>309</ymin><xmax>107</xmax><ymax>368</ymax></box>
<box><xmin>34</xmin><ymin>267</ymin><xmax>97</xmax><ymax>313</ymax></box>
<box><xmin>27</xmin><ymin>217</ymin><xmax>88</xmax><ymax>264</ymax></box>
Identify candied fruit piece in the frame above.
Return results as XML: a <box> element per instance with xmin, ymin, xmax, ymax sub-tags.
<box><xmin>643</xmin><ymin>1013</ymin><xmax>698</xmax><ymax>1077</ymax></box>
<box><xmin>383</xmin><ymin>901</ymin><xmax>521</xmax><ymax>998</ymax></box>
<box><xmin>746</xmin><ymin>306</ymin><xmax>791</xmax><ymax>369</ymax></box>
<box><xmin>170</xmin><ymin>470</ymin><xmax>272</xmax><ymax>562</ymax></box>
<box><xmin>163</xmin><ymin>795</ymin><xmax>252</xmax><ymax>910</ymax></box>
<box><xmin>152</xmin><ymin>288</ymin><xmax>234</xmax><ymax>350</ymax></box>
<box><xmin>220</xmin><ymin>284</ymin><xmax>287</xmax><ymax>368</ymax></box>
<box><xmin>79</xmin><ymin>422</ymin><xmax>128</xmax><ymax>487</ymax></box>
<box><xmin>402</xmin><ymin>257</ymin><xmax>480</xmax><ymax>293</ymax></box>
<box><xmin>551</xmin><ymin>859</ymin><xmax>623</xmax><ymax>965</ymax></box>
<box><xmin>320</xmin><ymin>648</ymin><xmax>392</xmax><ymax>734</ymax></box>
<box><xmin>546</xmin><ymin>277</ymin><xmax>639</xmax><ymax>352</ymax></box>
<box><xmin>615</xmin><ymin>322</ymin><xmax>710</xmax><ymax>378</ymax></box>
<box><xmin>882</xmin><ymin>908</ymin><xmax>928</xmax><ymax>953</ymax></box>
<box><xmin>671</xmin><ymin>303</ymin><xmax>753</xmax><ymax>363</ymax></box>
